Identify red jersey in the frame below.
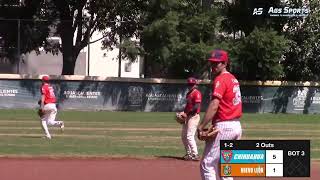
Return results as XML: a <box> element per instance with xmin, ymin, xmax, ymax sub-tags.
<box><xmin>41</xmin><ymin>83</ymin><xmax>56</xmax><ymax>104</ymax></box>
<box><xmin>212</xmin><ymin>72</ymin><xmax>242</xmax><ymax>121</ymax></box>
<box><xmin>184</xmin><ymin>88</ymin><xmax>202</xmax><ymax>115</ymax></box>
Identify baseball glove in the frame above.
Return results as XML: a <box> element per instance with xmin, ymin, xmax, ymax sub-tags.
<box><xmin>37</xmin><ymin>109</ymin><xmax>44</xmax><ymax>117</ymax></box>
<box><xmin>197</xmin><ymin>125</ymin><xmax>220</xmax><ymax>141</ymax></box>
<box><xmin>175</xmin><ymin>112</ymin><xmax>187</xmax><ymax>124</ymax></box>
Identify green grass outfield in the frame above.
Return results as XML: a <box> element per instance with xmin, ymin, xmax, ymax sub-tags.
<box><xmin>0</xmin><ymin>109</ymin><xmax>319</xmax><ymax>160</ymax></box>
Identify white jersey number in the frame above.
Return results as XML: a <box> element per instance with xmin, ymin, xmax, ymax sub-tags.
<box><xmin>48</xmin><ymin>87</ymin><xmax>55</xmax><ymax>98</ymax></box>
<box><xmin>232</xmin><ymin>85</ymin><xmax>241</xmax><ymax>105</ymax></box>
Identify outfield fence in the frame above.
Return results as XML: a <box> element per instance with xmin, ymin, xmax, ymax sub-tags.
<box><xmin>0</xmin><ymin>74</ymin><xmax>320</xmax><ymax>114</ymax></box>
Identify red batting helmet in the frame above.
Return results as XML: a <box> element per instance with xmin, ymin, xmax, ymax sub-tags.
<box><xmin>187</xmin><ymin>77</ymin><xmax>197</xmax><ymax>85</ymax></box>
<box><xmin>208</xmin><ymin>49</ymin><xmax>229</xmax><ymax>63</ymax></box>
<box><xmin>41</xmin><ymin>75</ymin><xmax>49</xmax><ymax>81</ymax></box>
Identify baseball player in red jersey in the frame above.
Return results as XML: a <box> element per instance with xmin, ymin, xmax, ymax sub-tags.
<box><xmin>180</xmin><ymin>77</ymin><xmax>202</xmax><ymax>161</ymax></box>
<box><xmin>39</xmin><ymin>75</ymin><xmax>64</xmax><ymax>139</ymax></box>
<box><xmin>197</xmin><ymin>50</ymin><xmax>242</xmax><ymax>180</ymax></box>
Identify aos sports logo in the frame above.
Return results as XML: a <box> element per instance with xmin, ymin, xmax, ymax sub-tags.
<box><xmin>252</xmin><ymin>6</ymin><xmax>309</xmax><ymax>17</ymax></box>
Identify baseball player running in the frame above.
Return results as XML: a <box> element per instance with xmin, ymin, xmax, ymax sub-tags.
<box><xmin>197</xmin><ymin>50</ymin><xmax>242</xmax><ymax>180</ymax></box>
<box><xmin>39</xmin><ymin>75</ymin><xmax>64</xmax><ymax>139</ymax></box>
<box><xmin>180</xmin><ymin>77</ymin><xmax>202</xmax><ymax>161</ymax></box>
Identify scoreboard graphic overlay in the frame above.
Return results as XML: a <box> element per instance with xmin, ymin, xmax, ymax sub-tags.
<box><xmin>220</xmin><ymin>140</ymin><xmax>310</xmax><ymax>177</ymax></box>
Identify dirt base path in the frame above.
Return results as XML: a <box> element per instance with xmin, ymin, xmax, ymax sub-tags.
<box><xmin>0</xmin><ymin>158</ymin><xmax>318</xmax><ymax>180</ymax></box>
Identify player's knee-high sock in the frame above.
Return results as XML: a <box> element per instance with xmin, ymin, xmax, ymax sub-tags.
<box><xmin>41</xmin><ymin>121</ymin><xmax>51</xmax><ymax>138</ymax></box>
<box><xmin>181</xmin><ymin>123</ymin><xmax>190</xmax><ymax>154</ymax></box>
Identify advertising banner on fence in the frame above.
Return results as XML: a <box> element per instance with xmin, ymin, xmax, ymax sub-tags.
<box><xmin>0</xmin><ymin>79</ymin><xmax>320</xmax><ymax>114</ymax></box>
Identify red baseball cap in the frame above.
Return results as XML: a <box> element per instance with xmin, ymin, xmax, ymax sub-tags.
<box><xmin>208</xmin><ymin>49</ymin><xmax>229</xmax><ymax>62</ymax></box>
<box><xmin>41</xmin><ymin>75</ymin><xmax>49</xmax><ymax>81</ymax></box>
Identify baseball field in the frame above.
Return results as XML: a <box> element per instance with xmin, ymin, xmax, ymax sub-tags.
<box><xmin>0</xmin><ymin>109</ymin><xmax>319</xmax><ymax>180</ymax></box>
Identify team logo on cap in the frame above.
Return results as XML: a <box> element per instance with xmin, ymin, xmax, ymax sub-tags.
<box><xmin>212</xmin><ymin>50</ymin><xmax>223</xmax><ymax>58</ymax></box>
<box><xmin>223</xmin><ymin>165</ymin><xmax>232</xmax><ymax>176</ymax></box>
<box><xmin>222</xmin><ymin>150</ymin><xmax>233</xmax><ymax>163</ymax></box>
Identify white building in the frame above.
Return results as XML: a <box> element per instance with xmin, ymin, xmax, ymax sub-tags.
<box><xmin>1</xmin><ymin>2</ymin><xmax>142</xmax><ymax>77</ymax></box>
<box><xmin>84</xmin><ymin>31</ymin><xmax>142</xmax><ymax>78</ymax></box>
<box><xmin>9</xmin><ymin>33</ymin><xmax>142</xmax><ymax>77</ymax></box>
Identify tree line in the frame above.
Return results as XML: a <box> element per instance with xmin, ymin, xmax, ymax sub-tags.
<box><xmin>0</xmin><ymin>0</ymin><xmax>319</xmax><ymax>81</ymax></box>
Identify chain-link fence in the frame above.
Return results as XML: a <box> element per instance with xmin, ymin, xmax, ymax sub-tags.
<box><xmin>0</xmin><ymin>18</ymin><xmax>20</xmax><ymax>73</ymax></box>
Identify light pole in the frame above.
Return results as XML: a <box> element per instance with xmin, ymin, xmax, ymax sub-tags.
<box><xmin>17</xmin><ymin>19</ymin><xmax>20</xmax><ymax>74</ymax></box>
<box><xmin>118</xmin><ymin>16</ymin><xmax>123</xmax><ymax>78</ymax></box>
<box><xmin>87</xmin><ymin>38</ymin><xmax>90</xmax><ymax>76</ymax></box>
<box><xmin>118</xmin><ymin>33</ymin><xmax>122</xmax><ymax>77</ymax></box>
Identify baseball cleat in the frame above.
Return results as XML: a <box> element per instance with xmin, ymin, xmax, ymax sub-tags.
<box><xmin>183</xmin><ymin>154</ymin><xmax>193</xmax><ymax>161</ymax></box>
<box><xmin>182</xmin><ymin>153</ymin><xmax>191</xmax><ymax>159</ymax></box>
<box><xmin>183</xmin><ymin>154</ymin><xmax>200</xmax><ymax>161</ymax></box>
<box><xmin>42</xmin><ymin>135</ymin><xmax>51</xmax><ymax>140</ymax></box>
<box><xmin>191</xmin><ymin>154</ymin><xmax>200</xmax><ymax>161</ymax></box>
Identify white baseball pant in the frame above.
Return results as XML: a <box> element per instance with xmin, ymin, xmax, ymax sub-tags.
<box><xmin>200</xmin><ymin>120</ymin><xmax>242</xmax><ymax>180</ymax></box>
<box><xmin>40</xmin><ymin>103</ymin><xmax>63</xmax><ymax>138</ymax></box>
<box><xmin>181</xmin><ymin>114</ymin><xmax>200</xmax><ymax>156</ymax></box>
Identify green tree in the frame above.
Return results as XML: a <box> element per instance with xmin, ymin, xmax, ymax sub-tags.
<box><xmin>221</xmin><ymin>0</ymin><xmax>287</xmax><ymax>37</ymax></box>
<box><xmin>48</xmin><ymin>0</ymin><xmax>145</xmax><ymax>75</ymax></box>
<box><xmin>0</xmin><ymin>0</ymin><xmax>145</xmax><ymax>75</ymax></box>
<box><xmin>141</xmin><ymin>0</ymin><xmax>222</xmax><ymax>78</ymax></box>
<box><xmin>283</xmin><ymin>0</ymin><xmax>320</xmax><ymax>81</ymax></box>
<box><xmin>0</xmin><ymin>0</ymin><xmax>51</xmax><ymax>64</ymax></box>
<box><xmin>0</xmin><ymin>0</ymin><xmax>148</xmax><ymax>75</ymax></box>
<box><xmin>233</xmin><ymin>28</ymin><xmax>289</xmax><ymax>80</ymax></box>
